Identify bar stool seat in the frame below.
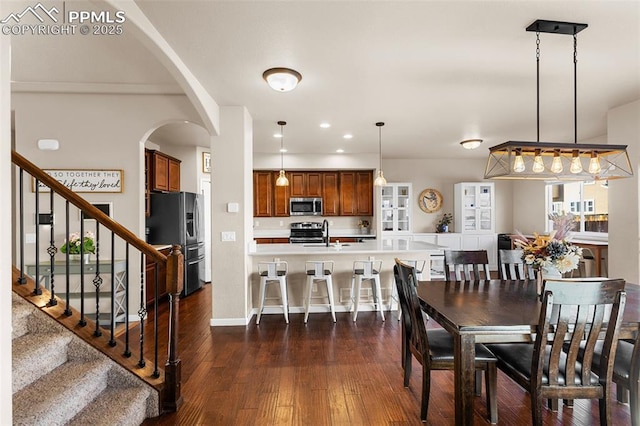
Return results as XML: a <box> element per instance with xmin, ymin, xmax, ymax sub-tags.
<box><xmin>350</xmin><ymin>259</ymin><xmax>384</xmax><ymax>322</ymax></box>
<box><xmin>304</xmin><ymin>261</ymin><xmax>336</xmax><ymax>323</ymax></box>
<box><xmin>257</xmin><ymin>260</ymin><xmax>289</xmax><ymax>324</ymax></box>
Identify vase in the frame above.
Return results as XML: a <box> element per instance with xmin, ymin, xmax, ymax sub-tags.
<box><xmin>69</xmin><ymin>254</ymin><xmax>91</xmax><ymax>264</ymax></box>
<box><xmin>536</xmin><ymin>265</ymin><xmax>562</xmax><ymax>296</ymax></box>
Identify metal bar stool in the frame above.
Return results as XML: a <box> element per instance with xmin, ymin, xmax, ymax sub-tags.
<box><xmin>304</xmin><ymin>261</ymin><xmax>336</xmax><ymax>323</ymax></box>
<box><xmin>350</xmin><ymin>259</ymin><xmax>384</xmax><ymax>322</ymax></box>
<box><xmin>257</xmin><ymin>260</ymin><xmax>289</xmax><ymax>324</ymax></box>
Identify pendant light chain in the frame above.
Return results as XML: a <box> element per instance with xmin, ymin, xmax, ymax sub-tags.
<box><xmin>536</xmin><ymin>32</ymin><xmax>540</xmax><ymax>143</ymax></box>
<box><xmin>573</xmin><ymin>33</ymin><xmax>578</xmax><ymax>144</ymax></box>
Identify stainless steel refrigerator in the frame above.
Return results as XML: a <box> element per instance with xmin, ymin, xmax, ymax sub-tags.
<box><xmin>146</xmin><ymin>191</ymin><xmax>205</xmax><ymax>297</ymax></box>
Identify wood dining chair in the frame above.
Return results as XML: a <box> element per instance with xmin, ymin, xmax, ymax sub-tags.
<box><xmin>443</xmin><ymin>249</ymin><xmax>491</xmax><ymax>281</ymax></box>
<box><xmin>498</xmin><ymin>249</ymin><xmax>535</xmax><ymax>280</ymax></box>
<box><xmin>393</xmin><ymin>258</ymin><xmax>498</xmax><ymax>423</ymax></box>
<box><xmin>485</xmin><ymin>279</ymin><xmax>627</xmax><ymax>426</ymax></box>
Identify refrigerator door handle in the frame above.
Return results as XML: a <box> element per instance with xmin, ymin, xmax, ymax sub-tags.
<box><xmin>194</xmin><ymin>195</ymin><xmax>201</xmax><ymax>243</ymax></box>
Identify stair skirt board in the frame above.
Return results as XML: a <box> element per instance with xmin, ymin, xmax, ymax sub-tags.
<box><xmin>11</xmin><ymin>292</ymin><xmax>159</xmax><ymax>425</ymax></box>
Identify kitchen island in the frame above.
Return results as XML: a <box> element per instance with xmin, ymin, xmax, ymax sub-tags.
<box><xmin>249</xmin><ymin>239</ymin><xmax>444</xmax><ymax>320</ymax></box>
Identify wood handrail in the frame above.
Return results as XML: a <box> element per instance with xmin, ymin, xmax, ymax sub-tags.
<box><xmin>11</xmin><ymin>150</ymin><xmax>167</xmax><ymax>263</ymax></box>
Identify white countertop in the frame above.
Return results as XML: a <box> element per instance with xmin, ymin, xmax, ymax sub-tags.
<box><xmin>249</xmin><ymin>239</ymin><xmax>444</xmax><ymax>256</ymax></box>
<box><xmin>253</xmin><ymin>228</ymin><xmax>376</xmax><ymax>239</ymax></box>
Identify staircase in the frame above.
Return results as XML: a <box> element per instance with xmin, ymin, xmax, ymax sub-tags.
<box><xmin>12</xmin><ymin>291</ymin><xmax>159</xmax><ymax>425</ymax></box>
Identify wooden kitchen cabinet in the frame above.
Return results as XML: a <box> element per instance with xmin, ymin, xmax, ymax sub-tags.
<box><xmin>290</xmin><ymin>172</ymin><xmax>323</xmax><ymax>198</ymax></box>
<box><xmin>145</xmin><ymin>149</ymin><xmax>152</xmax><ymax>217</ymax></box>
<box><xmin>339</xmin><ymin>171</ymin><xmax>373</xmax><ymax>216</ymax></box>
<box><xmin>145</xmin><ymin>247</ymin><xmax>171</xmax><ymax>306</ymax></box>
<box><xmin>273</xmin><ymin>171</ymin><xmax>290</xmax><ymax>217</ymax></box>
<box><xmin>253</xmin><ymin>171</ymin><xmax>274</xmax><ymax>217</ymax></box>
<box><xmin>148</xmin><ymin>149</ymin><xmax>181</xmax><ymax>193</ymax></box>
<box><xmin>255</xmin><ymin>238</ymin><xmax>290</xmax><ymax>244</ymax></box>
<box><xmin>322</xmin><ymin>172</ymin><xmax>340</xmax><ymax>216</ymax></box>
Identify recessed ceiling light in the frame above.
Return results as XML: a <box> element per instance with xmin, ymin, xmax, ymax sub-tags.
<box><xmin>343</xmin><ymin>134</ymin><xmax>353</xmax><ymax>139</ymax></box>
<box><xmin>273</xmin><ymin>133</ymin><xmax>282</xmax><ymax>138</ymax></box>
<box><xmin>279</xmin><ymin>148</ymin><xmax>287</xmax><ymax>153</ymax></box>
<box><xmin>320</xmin><ymin>123</ymin><xmax>331</xmax><ymax>128</ymax></box>
<box><xmin>336</xmin><ymin>149</ymin><xmax>344</xmax><ymax>153</ymax></box>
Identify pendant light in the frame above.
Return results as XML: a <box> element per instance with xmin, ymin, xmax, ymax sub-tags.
<box><xmin>484</xmin><ymin>20</ymin><xmax>632</xmax><ymax>181</ymax></box>
<box><xmin>275</xmin><ymin>121</ymin><xmax>289</xmax><ymax>186</ymax></box>
<box><xmin>373</xmin><ymin>122</ymin><xmax>387</xmax><ymax>186</ymax></box>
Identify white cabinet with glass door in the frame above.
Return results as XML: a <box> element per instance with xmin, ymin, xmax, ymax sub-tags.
<box><xmin>454</xmin><ymin>182</ymin><xmax>495</xmax><ymax>234</ymax></box>
<box><xmin>380</xmin><ymin>183</ymin><xmax>412</xmax><ymax>236</ymax></box>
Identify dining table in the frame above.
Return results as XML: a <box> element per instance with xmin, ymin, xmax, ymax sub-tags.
<box><xmin>415</xmin><ymin>279</ymin><xmax>640</xmax><ymax>426</ymax></box>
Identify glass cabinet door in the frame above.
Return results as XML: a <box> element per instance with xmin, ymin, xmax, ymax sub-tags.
<box><xmin>454</xmin><ymin>182</ymin><xmax>494</xmax><ymax>234</ymax></box>
<box><xmin>380</xmin><ymin>183</ymin><xmax>412</xmax><ymax>234</ymax></box>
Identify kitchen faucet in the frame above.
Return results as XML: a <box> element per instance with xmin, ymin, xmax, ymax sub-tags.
<box><xmin>322</xmin><ymin>219</ymin><xmax>329</xmax><ymax>247</ymax></box>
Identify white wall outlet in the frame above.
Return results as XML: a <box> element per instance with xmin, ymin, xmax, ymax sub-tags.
<box><xmin>221</xmin><ymin>231</ymin><xmax>236</xmax><ymax>242</ymax></box>
<box><xmin>329</xmin><ymin>221</ymin><xmax>333</xmax><ymax>226</ymax></box>
<box><xmin>254</xmin><ymin>220</ymin><xmax>259</xmax><ymax>227</ymax></box>
<box><xmin>313</xmin><ymin>283</ymin><xmax>318</xmax><ymax>293</ymax></box>
<box><xmin>279</xmin><ymin>220</ymin><xmax>284</xmax><ymax>226</ymax></box>
<box><xmin>25</xmin><ymin>233</ymin><xmax>36</xmax><ymax>244</ymax></box>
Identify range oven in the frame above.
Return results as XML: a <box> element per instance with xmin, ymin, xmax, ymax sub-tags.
<box><xmin>289</xmin><ymin>222</ymin><xmax>324</xmax><ymax>244</ymax></box>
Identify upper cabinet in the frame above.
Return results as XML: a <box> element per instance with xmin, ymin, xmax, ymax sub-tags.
<box><xmin>380</xmin><ymin>183</ymin><xmax>412</xmax><ymax>235</ymax></box>
<box><xmin>252</xmin><ymin>170</ymin><xmax>373</xmax><ymax>217</ymax></box>
<box><xmin>453</xmin><ymin>182</ymin><xmax>495</xmax><ymax>233</ymax></box>
<box><xmin>147</xmin><ymin>149</ymin><xmax>181</xmax><ymax>193</ymax></box>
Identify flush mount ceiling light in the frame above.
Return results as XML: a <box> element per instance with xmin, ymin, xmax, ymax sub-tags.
<box><xmin>275</xmin><ymin>121</ymin><xmax>290</xmax><ymax>186</ymax></box>
<box><xmin>484</xmin><ymin>20</ymin><xmax>632</xmax><ymax>181</ymax></box>
<box><xmin>460</xmin><ymin>139</ymin><xmax>483</xmax><ymax>150</ymax></box>
<box><xmin>262</xmin><ymin>67</ymin><xmax>302</xmax><ymax>92</ymax></box>
<box><xmin>373</xmin><ymin>122</ymin><xmax>387</xmax><ymax>186</ymax></box>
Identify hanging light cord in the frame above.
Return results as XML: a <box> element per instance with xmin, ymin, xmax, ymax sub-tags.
<box><xmin>280</xmin><ymin>122</ymin><xmax>285</xmax><ymax>168</ymax></box>
<box><xmin>378</xmin><ymin>125</ymin><xmax>382</xmax><ymax>170</ymax></box>
<box><xmin>536</xmin><ymin>31</ymin><xmax>540</xmax><ymax>143</ymax></box>
<box><xmin>573</xmin><ymin>33</ymin><xmax>578</xmax><ymax>144</ymax></box>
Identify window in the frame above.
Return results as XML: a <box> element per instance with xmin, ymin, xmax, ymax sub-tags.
<box><xmin>545</xmin><ymin>181</ymin><xmax>608</xmax><ymax>234</ymax></box>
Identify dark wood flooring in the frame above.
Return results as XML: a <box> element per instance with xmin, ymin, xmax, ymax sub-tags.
<box><xmin>140</xmin><ymin>284</ymin><xmax>632</xmax><ymax>425</ymax></box>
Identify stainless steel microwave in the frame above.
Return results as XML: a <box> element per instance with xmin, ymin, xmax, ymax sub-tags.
<box><xmin>290</xmin><ymin>198</ymin><xmax>323</xmax><ymax>216</ymax></box>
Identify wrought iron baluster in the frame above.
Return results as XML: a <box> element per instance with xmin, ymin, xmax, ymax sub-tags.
<box><xmin>153</xmin><ymin>261</ymin><xmax>159</xmax><ymax>378</ymax></box>
<box><xmin>123</xmin><ymin>244</ymin><xmax>131</xmax><ymax>358</ymax></box>
<box><xmin>17</xmin><ymin>168</ymin><xmax>26</xmax><ymax>284</ymax></box>
<box><xmin>109</xmin><ymin>231</ymin><xmax>116</xmax><ymax>347</ymax></box>
<box><xmin>138</xmin><ymin>254</ymin><xmax>147</xmax><ymax>368</ymax></box>
<box><xmin>64</xmin><ymin>201</ymin><xmax>72</xmax><ymax>316</ymax></box>
<box><xmin>79</xmin><ymin>218</ymin><xmax>86</xmax><ymax>327</ymax></box>
<box><xmin>34</xmin><ymin>179</ymin><xmax>42</xmax><ymax>295</ymax></box>
<box><xmin>93</xmin><ymin>224</ymin><xmax>102</xmax><ymax>337</ymax></box>
<box><xmin>47</xmin><ymin>189</ymin><xmax>57</xmax><ymax>306</ymax></box>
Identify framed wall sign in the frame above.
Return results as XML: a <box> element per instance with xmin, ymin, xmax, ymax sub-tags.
<box><xmin>33</xmin><ymin>169</ymin><xmax>123</xmax><ymax>193</ymax></box>
<box><xmin>202</xmin><ymin>152</ymin><xmax>211</xmax><ymax>173</ymax></box>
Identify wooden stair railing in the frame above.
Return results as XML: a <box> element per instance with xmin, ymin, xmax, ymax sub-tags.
<box><xmin>11</xmin><ymin>150</ymin><xmax>183</xmax><ymax>413</ymax></box>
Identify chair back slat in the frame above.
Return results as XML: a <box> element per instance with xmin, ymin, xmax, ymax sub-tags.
<box><xmin>444</xmin><ymin>250</ymin><xmax>490</xmax><ymax>281</ymax></box>
<box><xmin>394</xmin><ymin>259</ymin><xmax>429</xmax><ymax>359</ymax></box>
<box><xmin>499</xmin><ymin>249</ymin><xmax>535</xmax><ymax>280</ymax></box>
<box><xmin>535</xmin><ymin>279</ymin><xmax>626</xmax><ymax>395</ymax></box>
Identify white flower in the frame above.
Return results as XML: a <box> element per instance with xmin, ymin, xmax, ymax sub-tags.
<box><xmin>556</xmin><ymin>252</ymin><xmax>581</xmax><ymax>273</ymax></box>
<box><xmin>524</xmin><ymin>254</ymin><xmax>536</xmax><ymax>264</ymax></box>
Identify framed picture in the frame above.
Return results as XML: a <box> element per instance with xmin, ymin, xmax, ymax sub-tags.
<box><xmin>202</xmin><ymin>152</ymin><xmax>211</xmax><ymax>173</ymax></box>
<box><xmin>80</xmin><ymin>202</ymin><xmax>113</xmax><ymax>220</ymax></box>
<box><xmin>33</xmin><ymin>169</ymin><xmax>123</xmax><ymax>193</ymax></box>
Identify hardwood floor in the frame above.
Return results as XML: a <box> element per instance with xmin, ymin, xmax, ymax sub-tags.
<box><xmin>141</xmin><ymin>284</ymin><xmax>632</xmax><ymax>425</ymax></box>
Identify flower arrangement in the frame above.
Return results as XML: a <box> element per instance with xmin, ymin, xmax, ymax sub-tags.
<box><xmin>60</xmin><ymin>231</ymin><xmax>96</xmax><ymax>255</ymax></box>
<box><xmin>513</xmin><ymin>213</ymin><xmax>582</xmax><ymax>274</ymax></box>
<box><xmin>436</xmin><ymin>213</ymin><xmax>453</xmax><ymax>233</ymax></box>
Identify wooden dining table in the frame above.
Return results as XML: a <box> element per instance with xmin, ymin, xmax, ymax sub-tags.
<box><xmin>416</xmin><ymin>279</ymin><xmax>640</xmax><ymax>426</ymax></box>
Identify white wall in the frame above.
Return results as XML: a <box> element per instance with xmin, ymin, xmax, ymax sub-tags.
<box><xmin>1</xmin><ymin>27</ymin><xmax>13</xmax><ymax>425</ymax></box>
<box><xmin>608</xmin><ymin>100</ymin><xmax>640</xmax><ymax>283</ymax></box>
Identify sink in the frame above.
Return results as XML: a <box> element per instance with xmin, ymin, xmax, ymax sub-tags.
<box><xmin>302</xmin><ymin>243</ymin><xmax>351</xmax><ymax>247</ymax></box>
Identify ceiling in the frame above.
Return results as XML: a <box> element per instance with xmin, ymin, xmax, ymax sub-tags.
<box><xmin>9</xmin><ymin>1</ymin><xmax>640</xmax><ymax>160</ymax></box>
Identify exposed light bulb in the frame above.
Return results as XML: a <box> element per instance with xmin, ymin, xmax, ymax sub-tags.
<box><xmin>373</xmin><ymin>170</ymin><xmax>387</xmax><ymax>186</ymax></box>
<box><xmin>275</xmin><ymin>169</ymin><xmax>289</xmax><ymax>186</ymax></box>
<box><xmin>532</xmin><ymin>150</ymin><xmax>544</xmax><ymax>173</ymax></box>
<box><xmin>570</xmin><ymin>150</ymin><xmax>583</xmax><ymax>174</ymax></box>
<box><xmin>588</xmin><ymin>152</ymin><xmax>601</xmax><ymax>174</ymax></box>
<box><xmin>513</xmin><ymin>151</ymin><xmax>525</xmax><ymax>173</ymax></box>
<box><xmin>550</xmin><ymin>152</ymin><xmax>563</xmax><ymax>173</ymax></box>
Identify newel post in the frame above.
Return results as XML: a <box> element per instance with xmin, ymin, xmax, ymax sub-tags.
<box><xmin>163</xmin><ymin>244</ymin><xmax>184</xmax><ymax>412</ymax></box>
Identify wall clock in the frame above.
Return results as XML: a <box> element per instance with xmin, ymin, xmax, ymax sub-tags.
<box><xmin>418</xmin><ymin>188</ymin><xmax>443</xmax><ymax>213</ymax></box>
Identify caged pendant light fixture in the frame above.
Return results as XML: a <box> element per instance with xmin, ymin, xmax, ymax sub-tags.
<box><xmin>275</xmin><ymin>121</ymin><xmax>290</xmax><ymax>186</ymax></box>
<box><xmin>484</xmin><ymin>20</ymin><xmax>632</xmax><ymax>181</ymax></box>
<box><xmin>373</xmin><ymin>122</ymin><xmax>387</xmax><ymax>186</ymax></box>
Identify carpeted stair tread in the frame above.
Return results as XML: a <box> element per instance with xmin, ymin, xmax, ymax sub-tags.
<box><xmin>13</xmin><ymin>358</ymin><xmax>111</xmax><ymax>426</ymax></box>
<box><xmin>68</xmin><ymin>385</ymin><xmax>151</xmax><ymax>426</ymax></box>
<box><xmin>11</xmin><ymin>301</ymin><xmax>33</xmax><ymax>339</ymax></box>
<box><xmin>12</xmin><ymin>332</ymin><xmax>73</xmax><ymax>393</ymax></box>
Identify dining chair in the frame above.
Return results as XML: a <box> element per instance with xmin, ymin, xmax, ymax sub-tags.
<box><xmin>389</xmin><ymin>259</ymin><xmax>427</xmax><ymax>321</ymax></box>
<box><xmin>443</xmin><ymin>250</ymin><xmax>491</xmax><ymax>281</ymax></box>
<box><xmin>393</xmin><ymin>258</ymin><xmax>498</xmax><ymax>423</ymax></box>
<box><xmin>350</xmin><ymin>259</ymin><xmax>384</xmax><ymax>321</ymax></box>
<box><xmin>303</xmin><ymin>260</ymin><xmax>336</xmax><ymax>323</ymax></box>
<box><xmin>485</xmin><ymin>279</ymin><xmax>627</xmax><ymax>426</ymax></box>
<box><xmin>498</xmin><ymin>249</ymin><xmax>535</xmax><ymax>280</ymax></box>
<box><xmin>256</xmin><ymin>260</ymin><xmax>289</xmax><ymax>324</ymax></box>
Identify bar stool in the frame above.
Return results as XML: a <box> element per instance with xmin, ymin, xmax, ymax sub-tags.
<box><xmin>256</xmin><ymin>260</ymin><xmax>289</xmax><ymax>324</ymax></box>
<box><xmin>304</xmin><ymin>261</ymin><xmax>336</xmax><ymax>323</ymax></box>
<box><xmin>350</xmin><ymin>259</ymin><xmax>384</xmax><ymax>322</ymax></box>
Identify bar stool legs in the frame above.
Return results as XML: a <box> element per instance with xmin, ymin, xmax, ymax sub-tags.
<box><xmin>304</xmin><ymin>260</ymin><xmax>336</xmax><ymax>323</ymax></box>
<box><xmin>257</xmin><ymin>260</ymin><xmax>289</xmax><ymax>325</ymax></box>
<box><xmin>350</xmin><ymin>260</ymin><xmax>385</xmax><ymax>322</ymax></box>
